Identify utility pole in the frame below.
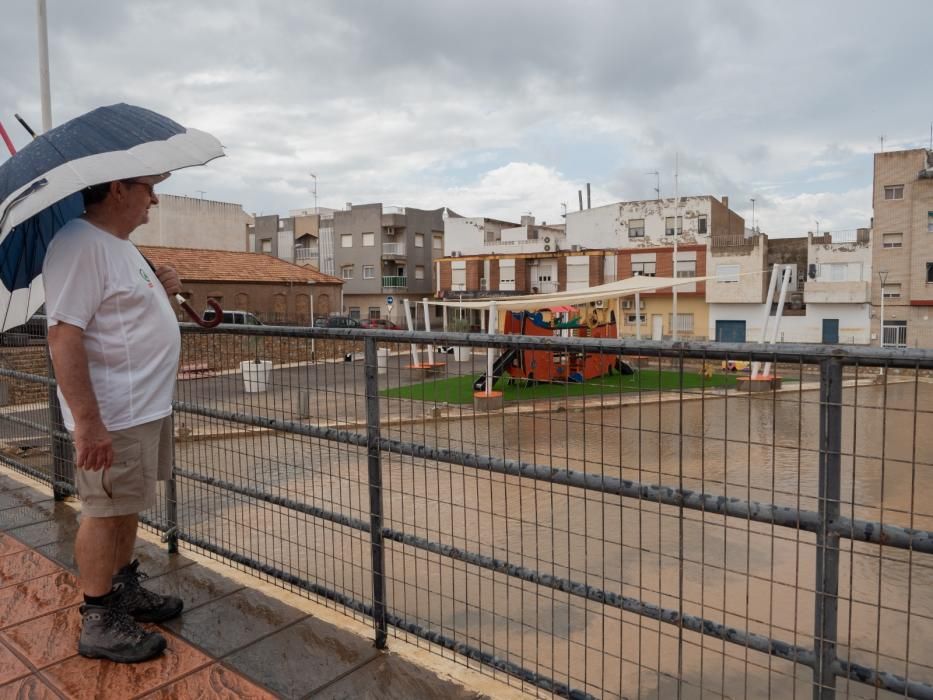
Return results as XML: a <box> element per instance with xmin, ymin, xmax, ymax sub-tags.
<box><xmin>750</xmin><ymin>197</ymin><xmax>756</xmax><ymax>233</ymax></box>
<box><xmin>672</xmin><ymin>154</ymin><xmax>679</xmax><ymax>341</ymax></box>
<box><xmin>310</xmin><ymin>173</ymin><xmax>318</xmax><ymax>212</ymax></box>
<box><xmin>36</xmin><ymin>0</ymin><xmax>52</xmax><ymax>131</ymax></box>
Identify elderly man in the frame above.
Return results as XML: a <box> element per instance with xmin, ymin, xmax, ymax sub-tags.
<box><xmin>44</xmin><ymin>174</ymin><xmax>184</xmax><ymax>663</ymax></box>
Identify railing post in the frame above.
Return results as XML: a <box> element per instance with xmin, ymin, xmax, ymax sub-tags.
<box><xmin>45</xmin><ymin>347</ymin><xmax>72</xmax><ymax>499</ymax></box>
<box><xmin>813</xmin><ymin>357</ymin><xmax>842</xmax><ymax>699</ymax></box>
<box><xmin>165</xmin><ymin>415</ymin><xmax>179</xmax><ymax>554</ymax></box>
<box><xmin>364</xmin><ymin>337</ymin><xmax>388</xmax><ymax>648</ymax></box>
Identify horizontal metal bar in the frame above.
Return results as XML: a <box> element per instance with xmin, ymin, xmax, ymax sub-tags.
<box><xmin>0</xmin><ymin>367</ymin><xmax>56</xmax><ymax>385</ymax></box>
<box><xmin>0</xmin><ymin>451</ymin><xmax>71</xmax><ymax>494</ymax></box>
<box><xmin>380</xmin><ymin>526</ymin><xmax>816</xmax><ymax>669</ymax></box>
<box><xmin>173</xmin><ymin>467</ymin><xmax>371</xmax><ymax>534</ymax></box>
<box><xmin>173</xmin><ymin>402</ymin><xmax>933</xmax><ymax>555</ymax></box>
<box><xmin>179</xmin><ymin>323</ymin><xmax>933</xmax><ymax>368</ymax></box>
<box><xmin>833</xmin><ymin>660</ymin><xmax>933</xmax><ymax>699</ymax></box>
<box><xmin>0</xmin><ymin>412</ymin><xmax>70</xmax><ymax>441</ymax></box>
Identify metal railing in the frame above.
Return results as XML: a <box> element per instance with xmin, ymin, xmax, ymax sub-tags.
<box><xmin>382</xmin><ymin>275</ymin><xmax>407</xmax><ymax>288</ymax></box>
<box><xmin>382</xmin><ymin>242</ymin><xmax>406</xmax><ymax>257</ymax></box>
<box><xmin>1</xmin><ymin>326</ymin><xmax>933</xmax><ymax>699</ymax></box>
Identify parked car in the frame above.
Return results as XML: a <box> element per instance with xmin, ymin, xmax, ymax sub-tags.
<box><xmin>313</xmin><ymin>316</ymin><xmax>361</xmax><ymax>328</ymax></box>
<box><xmin>202</xmin><ymin>310</ymin><xmax>264</xmax><ymax>326</ymax></box>
<box><xmin>360</xmin><ymin>318</ymin><xmax>402</xmax><ymax>330</ymax></box>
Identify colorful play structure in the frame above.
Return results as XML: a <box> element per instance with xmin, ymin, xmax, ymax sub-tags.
<box><xmin>473</xmin><ymin>305</ymin><xmax>635</xmax><ymax>392</ymax></box>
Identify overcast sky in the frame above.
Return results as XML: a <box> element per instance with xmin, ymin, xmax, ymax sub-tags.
<box><xmin>2</xmin><ymin>1</ymin><xmax>931</xmax><ymax>236</ymax></box>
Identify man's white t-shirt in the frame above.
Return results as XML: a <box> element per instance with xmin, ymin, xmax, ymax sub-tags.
<box><xmin>42</xmin><ymin>218</ymin><xmax>181</xmax><ymax>432</ymax></box>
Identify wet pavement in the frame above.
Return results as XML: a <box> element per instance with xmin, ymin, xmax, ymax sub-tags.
<box><xmin>0</xmin><ymin>470</ymin><xmax>513</xmax><ymax>699</ymax></box>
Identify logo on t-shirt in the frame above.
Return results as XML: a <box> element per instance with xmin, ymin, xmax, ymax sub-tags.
<box><xmin>138</xmin><ymin>268</ymin><xmax>154</xmax><ymax>288</ymax></box>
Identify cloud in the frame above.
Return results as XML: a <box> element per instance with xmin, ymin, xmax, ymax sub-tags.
<box><xmin>1</xmin><ymin>0</ymin><xmax>930</xmax><ymax>234</ymax></box>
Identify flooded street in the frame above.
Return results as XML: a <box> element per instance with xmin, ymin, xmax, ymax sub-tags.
<box><xmin>175</xmin><ymin>378</ymin><xmax>933</xmax><ymax>699</ymax></box>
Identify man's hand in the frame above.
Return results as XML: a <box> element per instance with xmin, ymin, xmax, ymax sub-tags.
<box><xmin>155</xmin><ymin>265</ymin><xmax>182</xmax><ymax>296</ymax></box>
<box><xmin>74</xmin><ymin>416</ymin><xmax>113</xmax><ymax>471</ymax></box>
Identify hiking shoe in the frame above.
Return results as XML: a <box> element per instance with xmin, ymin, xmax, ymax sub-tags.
<box><xmin>113</xmin><ymin>559</ymin><xmax>184</xmax><ymax>623</ymax></box>
<box><xmin>78</xmin><ymin>604</ymin><xmax>166</xmax><ymax>663</ymax></box>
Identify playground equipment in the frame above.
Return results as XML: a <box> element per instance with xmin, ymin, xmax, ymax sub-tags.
<box><xmin>474</xmin><ymin>305</ymin><xmax>635</xmax><ymax>391</ymax></box>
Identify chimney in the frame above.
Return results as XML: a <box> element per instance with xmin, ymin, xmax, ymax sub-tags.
<box><xmin>578</xmin><ymin>190</ymin><xmax>583</xmax><ymax>211</ymax></box>
<box><xmin>586</xmin><ymin>183</ymin><xmax>591</xmax><ymax>209</ymax></box>
<box><xmin>721</xmin><ymin>196</ymin><xmax>729</xmax><ymax>209</ymax></box>
<box><xmin>520</xmin><ymin>215</ymin><xmax>535</xmax><ymax>227</ymax></box>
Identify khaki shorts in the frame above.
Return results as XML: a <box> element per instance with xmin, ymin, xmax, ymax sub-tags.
<box><xmin>74</xmin><ymin>416</ymin><xmax>173</xmax><ymax>518</ymax></box>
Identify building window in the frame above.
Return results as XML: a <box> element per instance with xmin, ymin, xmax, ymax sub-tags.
<box><xmin>625</xmin><ymin>314</ymin><xmax>647</xmax><ymax>325</ymax></box>
<box><xmin>669</xmin><ymin>313</ymin><xmax>694</xmax><ymax>333</ymax></box>
<box><xmin>362</xmin><ymin>233</ymin><xmax>375</xmax><ymax>247</ymax></box>
<box><xmin>631</xmin><ymin>261</ymin><xmax>656</xmax><ymax>276</ymax></box>
<box><xmin>260</xmin><ymin>239</ymin><xmax>272</xmax><ymax>253</ymax></box>
<box><xmin>716</xmin><ymin>264</ymin><xmax>740</xmax><ymax>282</ymax></box>
<box><xmin>928</xmin><ymin>212</ymin><xmax>933</xmax><ymax>232</ymax></box>
<box><xmin>415</xmin><ymin>265</ymin><xmax>425</xmax><ymax>280</ymax></box>
<box><xmin>665</xmin><ymin>216</ymin><xmax>683</xmax><ymax>236</ymax></box>
<box><xmin>883</xmin><ymin>283</ymin><xmax>901</xmax><ymax>299</ymax></box>
<box><xmin>433</xmin><ymin>235</ymin><xmax>443</xmax><ymax>250</ymax></box>
<box><xmin>884</xmin><ymin>185</ymin><xmax>904</xmax><ymax>200</ymax></box>
<box><xmin>362</xmin><ymin>265</ymin><xmax>375</xmax><ymax>279</ymax></box>
<box><xmin>349</xmin><ymin>307</ymin><xmax>361</xmax><ymax>320</ymax></box>
<box><xmin>927</xmin><ymin>263</ymin><xmax>933</xmax><ymax>283</ymax></box>
<box><xmin>628</xmin><ymin>219</ymin><xmax>645</xmax><ymax>238</ymax></box>
<box><xmin>676</xmin><ymin>259</ymin><xmax>696</xmax><ymax>278</ymax></box>
<box><xmin>819</xmin><ymin>263</ymin><xmax>848</xmax><ymax>282</ymax></box>
<box><xmin>415</xmin><ymin>233</ymin><xmax>425</xmax><ymax>248</ymax></box>
<box><xmin>882</xmin><ymin>233</ymin><xmax>903</xmax><ymax>248</ymax></box>
<box><xmin>341</xmin><ymin>265</ymin><xmax>354</xmax><ymax>280</ymax></box>
<box><xmin>368</xmin><ymin>307</ymin><xmax>381</xmax><ymax>320</ymax></box>
<box><xmin>697</xmin><ymin>216</ymin><xmax>708</xmax><ymax>235</ymax></box>
<box><xmin>341</xmin><ymin>234</ymin><xmax>353</xmax><ymax>248</ymax></box>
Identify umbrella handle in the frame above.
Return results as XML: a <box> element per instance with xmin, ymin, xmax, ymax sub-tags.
<box><xmin>176</xmin><ymin>296</ymin><xmax>223</xmax><ymax>328</ymax></box>
<box><xmin>0</xmin><ymin>121</ymin><xmax>15</xmax><ymax>156</ymax></box>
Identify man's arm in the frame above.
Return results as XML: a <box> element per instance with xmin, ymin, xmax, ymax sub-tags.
<box><xmin>47</xmin><ymin>322</ymin><xmax>113</xmax><ymax>471</ymax></box>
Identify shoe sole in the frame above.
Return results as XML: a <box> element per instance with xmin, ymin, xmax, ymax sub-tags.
<box><xmin>78</xmin><ymin>636</ymin><xmax>167</xmax><ymax>663</ymax></box>
<box><xmin>132</xmin><ymin>599</ymin><xmax>184</xmax><ymax>623</ymax></box>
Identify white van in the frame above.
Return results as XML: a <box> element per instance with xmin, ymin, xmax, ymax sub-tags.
<box><xmin>202</xmin><ymin>309</ymin><xmax>264</xmax><ymax>326</ymax></box>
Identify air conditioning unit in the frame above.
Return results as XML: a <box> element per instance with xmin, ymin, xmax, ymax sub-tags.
<box><xmin>594</xmin><ymin>299</ymin><xmax>604</xmax><ymax>308</ymax></box>
<box><xmin>622</xmin><ymin>299</ymin><xmax>633</xmax><ymax>310</ymax></box>
<box><xmin>570</xmin><ymin>244</ymin><xmax>581</xmax><ymax>252</ymax></box>
<box><xmin>543</xmin><ymin>244</ymin><xmax>551</xmax><ymax>252</ymax></box>
<box><xmin>451</xmin><ymin>250</ymin><xmax>461</xmax><ymax>257</ymax></box>
<box><xmin>544</xmin><ymin>236</ymin><xmax>551</xmax><ymax>243</ymax></box>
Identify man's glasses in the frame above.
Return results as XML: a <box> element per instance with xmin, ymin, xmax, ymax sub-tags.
<box><xmin>123</xmin><ymin>179</ymin><xmax>156</xmax><ymax>197</ymax></box>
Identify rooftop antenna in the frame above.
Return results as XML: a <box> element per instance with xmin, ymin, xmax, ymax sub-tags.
<box><xmin>309</xmin><ymin>172</ymin><xmax>318</xmax><ymax>212</ymax></box>
<box><xmin>929</xmin><ymin>122</ymin><xmax>932</xmax><ymax>151</ymax></box>
<box><xmin>560</xmin><ymin>202</ymin><xmax>567</xmax><ymax>219</ymax></box>
<box><xmin>647</xmin><ymin>171</ymin><xmax>660</xmax><ymax>200</ymax></box>
<box><xmin>880</xmin><ymin>135</ymin><xmax>885</xmax><ymax>153</ymax></box>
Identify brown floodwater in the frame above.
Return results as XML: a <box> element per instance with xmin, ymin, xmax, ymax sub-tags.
<box><xmin>176</xmin><ymin>378</ymin><xmax>933</xmax><ymax>699</ymax></box>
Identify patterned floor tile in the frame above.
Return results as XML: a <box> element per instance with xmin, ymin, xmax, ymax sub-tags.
<box><xmin>8</xmin><ymin>514</ymin><xmax>80</xmax><ymax>550</ymax></box>
<box><xmin>0</xmin><ymin>639</ymin><xmax>31</xmax><ymax>685</ymax></box>
<box><xmin>40</xmin><ymin>629</ymin><xmax>211</xmax><ymax>700</ymax></box>
<box><xmin>0</xmin><ymin>502</ymin><xmax>60</xmax><ymax>532</ymax></box>
<box><xmin>0</xmin><ymin>674</ymin><xmax>60</xmax><ymax>699</ymax></box>
<box><xmin>142</xmin><ymin>563</ymin><xmax>243</xmax><ymax>612</ymax></box>
<box><xmin>139</xmin><ymin>663</ymin><xmax>277</xmax><ymax>699</ymax></box>
<box><xmin>0</xmin><ymin>534</ymin><xmax>28</xmax><ymax>558</ymax></box>
<box><xmin>0</xmin><ymin>571</ymin><xmax>82</xmax><ymax>629</ymax></box>
<box><xmin>0</xmin><ymin>489</ymin><xmax>53</xmax><ymax>512</ymax></box>
<box><xmin>2</xmin><ymin>605</ymin><xmax>81</xmax><ymax>669</ymax></box>
<box><xmin>0</xmin><ymin>550</ymin><xmax>59</xmax><ymax>589</ymax></box>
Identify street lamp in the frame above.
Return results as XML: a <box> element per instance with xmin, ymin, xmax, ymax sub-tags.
<box><xmin>878</xmin><ymin>269</ymin><xmax>888</xmax><ymax>347</ymax></box>
<box><xmin>750</xmin><ymin>197</ymin><xmax>756</xmax><ymax>233</ymax></box>
<box><xmin>309</xmin><ymin>173</ymin><xmax>318</xmax><ymax>212</ymax></box>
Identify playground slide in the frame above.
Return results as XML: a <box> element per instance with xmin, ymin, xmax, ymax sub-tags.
<box><xmin>473</xmin><ymin>349</ymin><xmax>519</xmax><ymax>392</ymax></box>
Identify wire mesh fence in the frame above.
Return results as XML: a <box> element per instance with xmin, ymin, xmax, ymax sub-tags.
<box><xmin>1</xmin><ymin>322</ymin><xmax>932</xmax><ymax>699</ymax></box>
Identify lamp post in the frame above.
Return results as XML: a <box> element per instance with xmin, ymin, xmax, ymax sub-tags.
<box><xmin>309</xmin><ymin>173</ymin><xmax>318</xmax><ymax>212</ymax></box>
<box><xmin>750</xmin><ymin>197</ymin><xmax>756</xmax><ymax>233</ymax></box>
<box><xmin>878</xmin><ymin>270</ymin><xmax>888</xmax><ymax>347</ymax></box>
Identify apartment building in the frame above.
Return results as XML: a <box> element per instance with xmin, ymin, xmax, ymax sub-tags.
<box><xmin>246</xmin><ymin>207</ymin><xmax>336</xmax><ymax>267</ymax></box>
<box><xmin>329</xmin><ymin>203</ymin><xmax>445</xmax><ymax>324</ymax></box>
<box><xmin>707</xmin><ymin>229</ymin><xmax>872</xmax><ymax>344</ymax></box>
<box><xmin>871</xmin><ymin>148</ymin><xmax>933</xmax><ymax>347</ymax></box>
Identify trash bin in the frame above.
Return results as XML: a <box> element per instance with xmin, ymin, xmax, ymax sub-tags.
<box><xmin>240</xmin><ymin>360</ymin><xmax>272</xmax><ymax>393</ymax></box>
<box><xmin>377</xmin><ymin>348</ymin><xmax>390</xmax><ymax>375</ymax></box>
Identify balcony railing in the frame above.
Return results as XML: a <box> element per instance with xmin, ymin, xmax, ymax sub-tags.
<box><xmin>533</xmin><ymin>280</ymin><xmax>558</xmax><ymax>294</ymax></box>
<box><xmin>382</xmin><ymin>276</ymin><xmax>407</xmax><ymax>289</ymax></box>
<box><xmin>382</xmin><ymin>243</ymin><xmax>406</xmax><ymax>257</ymax></box>
<box><xmin>294</xmin><ymin>247</ymin><xmax>319</xmax><ymax>262</ymax></box>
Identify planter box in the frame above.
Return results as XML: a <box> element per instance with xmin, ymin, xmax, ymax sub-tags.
<box><xmin>240</xmin><ymin>360</ymin><xmax>272</xmax><ymax>393</ymax></box>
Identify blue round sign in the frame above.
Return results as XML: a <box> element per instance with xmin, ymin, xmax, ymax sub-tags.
<box><xmin>386</xmin><ymin>295</ymin><xmax>394</xmax><ymax>305</ymax></box>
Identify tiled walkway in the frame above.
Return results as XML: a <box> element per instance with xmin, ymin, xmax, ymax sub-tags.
<box><xmin>0</xmin><ymin>470</ymin><xmax>513</xmax><ymax>699</ymax></box>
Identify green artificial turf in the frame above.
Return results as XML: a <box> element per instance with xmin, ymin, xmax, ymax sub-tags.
<box><xmin>382</xmin><ymin>369</ymin><xmax>740</xmax><ymax>405</ymax></box>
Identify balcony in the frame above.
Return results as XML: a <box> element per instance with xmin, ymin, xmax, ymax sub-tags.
<box><xmin>534</xmin><ymin>281</ymin><xmax>558</xmax><ymax>294</ymax></box>
<box><xmin>382</xmin><ymin>242</ymin><xmax>407</xmax><ymax>258</ymax></box>
<box><xmin>382</xmin><ymin>275</ymin><xmax>408</xmax><ymax>289</ymax></box>
<box><xmin>804</xmin><ymin>280</ymin><xmax>871</xmax><ymax>304</ymax></box>
<box><xmin>294</xmin><ymin>246</ymin><xmax>319</xmax><ymax>266</ymax></box>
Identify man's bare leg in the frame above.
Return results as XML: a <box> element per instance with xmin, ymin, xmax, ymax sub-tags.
<box><xmin>75</xmin><ymin>514</ymin><xmax>136</xmax><ymax>596</ymax></box>
<box><xmin>112</xmin><ymin>514</ymin><xmax>138</xmax><ymax>575</ymax></box>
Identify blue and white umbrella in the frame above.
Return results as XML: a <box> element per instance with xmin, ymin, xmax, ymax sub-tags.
<box><xmin>0</xmin><ymin>103</ymin><xmax>225</xmax><ymax>331</ymax></box>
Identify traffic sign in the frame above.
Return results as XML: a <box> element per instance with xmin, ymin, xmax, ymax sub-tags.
<box><xmin>386</xmin><ymin>295</ymin><xmax>394</xmax><ymax>306</ymax></box>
